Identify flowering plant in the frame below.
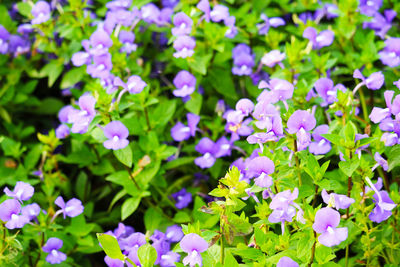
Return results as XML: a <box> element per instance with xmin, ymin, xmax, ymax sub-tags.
<box><xmin>0</xmin><ymin>0</ymin><xmax>399</xmax><ymax>266</ymax></box>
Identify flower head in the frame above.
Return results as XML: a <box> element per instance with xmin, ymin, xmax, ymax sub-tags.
<box><xmin>103</xmin><ymin>121</ymin><xmax>130</xmax><ymax>150</ymax></box>
<box><xmin>42</xmin><ymin>238</ymin><xmax>67</xmax><ymax>264</ymax></box>
<box><xmin>173</xmin><ymin>36</ymin><xmax>195</xmax><ymax>58</ymax></box>
<box><xmin>303</xmin><ymin>27</ymin><xmax>334</xmax><ymax>49</ymax></box>
<box><xmin>173</xmin><ymin>71</ymin><xmax>196</xmax><ymax>97</ymax></box>
<box><xmin>4</xmin><ymin>181</ymin><xmax>34</xmax><ymax>202</ymax></box>
<box><xmin>180</xmin><ymin>233</ymin><xmax>208</xmax><ymax>267</ymax></box>
<box><xmin>171</xmin><ymin>188</ymin><xmax>192</xmax><ymax>209</ymax></box>
<box><xmin>312</xmin><ymin>207</ymin><xmax>348</xmax><ymax>247</ymax></box>
<box><xmin>31</xmin><ymin>1</ymin><xmax>51</xmax><ymax>24</ymax></box>
<box><xmin>55</xmin><ymin>196</ymin><xmax>84</xmax><ymax>219</ymax></box>
<box><xmin>172</xmin><ymin>12</ymin><xmax>193</xmax><ymax>36</ymax></box>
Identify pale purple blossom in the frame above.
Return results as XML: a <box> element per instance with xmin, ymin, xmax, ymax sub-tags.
<box><xmin>261</xmin><ymin>50</ymin><xmax>285</xmax><ymax>68</ymax></box>
<box><xmin>378</xmin><ymin>38</ymin><xmax>400</xmax><ymax>67</ymax></box>
<box><xmin>31</xmin><ymin>1</ymin><xmax>51</xmax><ymax>24</ymax></box>
<box><xmin>4</xmin><ymin>181</ymin><xmax>34</xmax><ymax>202</ymax></box>
<box><xmin>303</xmin><ymin>27</ymin><xmax>334</xmax><ymax>49</ymax></box>
<box><xmin>54</xmin><ymin>196</ymin><xmax>84</xmax><ymax>219</ymax></box>
<box><xmin>171</xmin><ymin>113</ymin><xmax>200</xmax><ymax>141</ymax></box>
<box><xmin>68</xmin><ymin>94</ymin><xmax>96</xmax><ymax>134</ymax></box>
<box><xmin>353</xmin><ymin>69</ymin><xmax>384</xmax><ymax>91</ymax></box>
<box><xmin>277</xmin><ymin>257</ymin><xmax>299</xmax><ymax>267</ymax></box>
<box><xmin>246</xmin><ymin>156</ymin><xmax>274</xmax><ymax>188</ymax></box>
<box><xmin>173</xmin><ymin>70</ymin><xmax>196</xmax><ymax>97</ymax></box>
<box><xmin>309</xmin><ymin>124</ymin><xmax>331</xmax><ymax>155</ymax></box>
<box><xmin>42</xmin><ymin>238</ymin><xmax>67</xmax><ymax>264</ymax></box>
<box><xmin>172</xmin><ymin>12</ymin><xmax>193</xmax><ymax>36</ymax></box>
<box><xmin>114</xmin><ymin>75</ymin><xmax>147</xmax><ymax>94</ymax></box>
<box><xmin>103</xmin><ymin>121</ymin><xmax>130</xmax><ymax>150</ymax></box>
<box><xmin>210</xmin><ymin>5</ymin><xmax>229</xmax><ymax>22</ymax></box>
<box><xmin>287</xmin><ymin>110</ymin><xmax>316</xmax><ymax>150</ymax></box>
<box><xmin>173</xmin><ymin>36</ymin><xmax>195</xmax><ymax>58</ymax></box>
<box><xmin>312</xmin><ymin>207</ymin><xmax>348</xmax><ymax>247</ymax></box>
<box><xmin>171</xmin><ymin>188</ymin><xmax>192</xmax><ymax>209</ymax></box>
<box><xmin>180</xmin><ymin>233</ymin><xmax>208</xmax><ymax>267</ymax></box>
<box><xmin>257</xmin><ymin>14</ymin><xmax>285</xmax><ymax>35</ymax></box>
<box><xmin>321</xmin><ymin>189</ymin><xmax>355</xmax><ymax>210</ymax></box>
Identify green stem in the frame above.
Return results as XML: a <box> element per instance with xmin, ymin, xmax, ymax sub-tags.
<box><xmin>293</xmin><ymin>140</ymin><xmax>302</xmax><ymax>186</ymax></box>
<box><xmin>143</xmin><ymin>106</ymin><xmax>151</xmax><ymax>131</ymax></box>
<box><xmin>358</xmin><ymin>87</ymin><xmax>369</xmax><ymax>123</ymax></box>
<box><xmin>308</xmin><ymin>231</ymin><xmax>316</xmax><ymax>267</ymax></box>
<box><xmin>345</xmin><ymin>244</ymin><xmax>349</xmax><ymax>267</ymax></box>
<box><xmin>220</xmin><ymin>234</ymin><xmax>225</xmax><ymax>265</ymax></box>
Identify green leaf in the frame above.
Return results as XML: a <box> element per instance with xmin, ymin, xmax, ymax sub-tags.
<box><xmin>16</xmin><ymin>2</ymin><xmax>31</xmax><ymax>17</ymax></box>
<box><xmin>224</xmin><ymin>251</ymin><xmax>239</xmax><ymax>267</ymax></box>
<box><xmin>137</xmin><ymin>244</ymin><xmax>157</xmax><ymax>267</ymax></box>
<box><xmin>315</xmin><ymin>244</ymin><xmax>336</xmax><ymax>264</ymax></box>
<box><xmin>208</xmin><ymin>68</ymin><xmax>238</xmax><ymax>102</ymax></box>
<box><xmin>184</xmin><ymin>91</ymin><xmax>203</xmax><ymax>114</ymax></box>
<box><xmin>321</xmin><ymin>134</ymin><xmax>342</xmax><ymax>146</ymax></box>
<box><xmin>40</xmin><ymin>61</ymin><xmax>63</xmax><ymax>87</ymax></box>
<box><xmin>61</xmin><ymin>67</ymin><xmax>85</xmax><ymax>89</ymax></box>
<box><xmin>96</xmin><ymin>234</ymin><xmax>124</xmax><ymax>260</ymax></box>
<box><xmin>188</xmin><ymin>54</ymin><xmax>212</xmax><ymax>75</ymax></box>
<box><xmin>121</xmin><ymin>197</ymin><xmax>141</xmax><ymax>220</ymax></box>
<box><xmin>338</xmin><ymin>159</ymin><xmax>359</xmax><ymax>177</ymax></box>
<box><xmin>387</xmin><ymin>145</ymin><xmax>400</xmax><ymax>171</ymax></box>
<box><xmin>113</xmin><ymin>145</ymin><xmax>133</xmax><ymax>167</ymax></box>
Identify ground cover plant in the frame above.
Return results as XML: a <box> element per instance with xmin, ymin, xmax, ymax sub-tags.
<box><xmin>0</xmin><ymin>0</ymin><xmax>399</xmax><ymax>266</ymax></box>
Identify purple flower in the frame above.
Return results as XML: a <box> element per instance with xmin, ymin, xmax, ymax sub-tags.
<box><xmin>378</xmin><ymin>38</ymin><xmax>400</xmax><ymax>67</ymax></box>
<box><xmin>261</xmin><ymin>50</ymin><xmax>285</xmax><ymax>68</ymax></box>
<box><xmin>373</xmin><ymin>152</ymin><xmax>388</xmax><ymax>171</ymax></box>
<box><xmin>140</xmin><ymin>3</ymin><xmax>161</xmax><ymax>24</ymax></box>
<box><xmin>313</xmin><ymin>207</ymin><xmax>348</xmax><ymax>247</ymax></box>
<box><xmin>173</xmin><ymin>36</ymin><xmax>195</xmax><ymax>58</ymax></box>
<box><xmin>119</xmin><ymin>30</ymin><xmax>137</xmax><ymax>54</ymax></box>
<box><xmin>224</xmin><ymin>16</ymin><xmax>237</xmax><ymax>38</ymax></box>
<box><xmin>210</xmin><ymin>5</ymin><xmax>229</xmax><ymax>22</ymax></box>
<box><xmin>172</xmin><ymin>12</ymin><xmax>193</xmax><ymax>36</ymax></box>
<box><xmin>257</xmin><ymin>14</ymin><xmax>285</xmax><ymax>35</ymax></box>
<box><xmin>21</xmin><ymin>203</ymin><xmax>41</xmax><ymax>220</ymax></box>
<box><xmin>55</xmin><ymin>196</ymin><xmax>84</xmax><ymax>219</ymax></box>
<box><xmin>166</xmin><ymin>225</ymin><xmax>184</xmax><ymax>242</ymax></box>
<box><xmin>160</xmin><ymin>251</ymin><xmax>180</xmax><ymax>267</ymax></box>
<box><xmin>314</xmin><ymin>78</ymin><xmax>344</xmax><ymax>106</ymax></box>
<box><xmin>87</xmin><ymin>53</ymin><xmax>113</xmax><ymax>79</ymax></box>
<box><xmin>119</xmin><ymin>232</ymin><xmax>146</xmax><ymax>251</ymax></box>
<box><xmin>353</xmin><ymin>69</ymin><xmax>384</xmax><ymax>91</ymax></box>
<box><xmin>303</xmin><ymin>27</ymin><xmax>334</xmax><ymax>49</ymax></box>
<box><xmin>103</xmin><ymin>121</ymin><xmax>129</xmax><ymax>150</ymax></box>
<box><xmin>42</xmin><ymin>238</ymin><xmax>67</xmax><ymax>264</ymax></box>
<box><xmin>31</xmin><ymin>1</ymin><xmax>51</xmax><ymax>24</ymax></box>
<box><xmin>232</xmin><ymin>52</ymin><xmax>255</xmax><ymax>76</ymax></box>
<box><xmin>321</xmin><ymin>189</ymin><xmax>355</xmax><ymax>210</ymax></box>
<box><xmin>171</xmin><ymin>113</ymin><xmax>200</xmax><ymax>141</ymax></box>
<box><xmin>0</xmin><ymin>25</ymin><xmax>10</xmax><ymax>54</ymax></box>
<box><xmin>68</xmin><ymin>94</ymin><xmax>96</xmax><ymax>134</ymax></box>
<box><xmin>0</xmin><ymin>199</ymin><xmax>21</xmax><ymax>223</ymax></box>
<box><xmin>194</xmin><ymin>137</ymin><xmax>231</xmax><ymax>168</ymax></box>
<box><xmin>287</xmin><ymin>110</ymin><xmax>316</xmax><ymax>150</ymax></box>
<box><xmin>369</xmin><ymin>190</ymin><xmax>396</xmax><ymax>223</ymax></box>
<box><xmin>246</xmin><ymin>156</ymin><xmax>274</xmax><ymax>188</ymax></box>
<box><xmin>180</xmin><ymin>233</ymin><xmax>208</xmax><ymax>267</ymax></box>
<box><xmin>105</xmin><ymin>256</ymin><xmax>124</xmax><ymax>267</ymax></box>
<box><xmin>106</xmin><ymin>0</ymin><xmax>132</xmax><ymax>10</ymax></box>
<box><xmin>4</xmin><ymin>181</ymin><xmax>34</xmax><ymax>202</ymax></box>
<box><xmin>277</xmin><ymin>257</ymin><xmax>299</xmax><ymax>267</ymax></box>
<box><xmin>359</xmin><ymin>0</ymin><xmax>382</xmax><ymax>16</ymax></box>
<box><xmin>258</xmin><ymin>78</ymin><xmax>294</xmax><ymax>105</ymax></box>
<box><xmin>89</xmin><ymin>28</ymin><xmax>113</xmax><ymax>56</ymax></box>
<box><xmin>8</xmin><ymin>35</ymin><xmax>30</xmax><ymax>57</ymax></box>
<box><xmin>236</xmin><ymin>98</ymin><xmax>254</xmax><ymax>116</ymax></box>
<box><xmin>173</xmin><ymin>70</ymin><xmax>196</xmax><ymax>97</ymax></box>
<box><xmin>269</xmin><ymin>188</ymin><xmax>304</xmax><ymax>234</ymax></box>
<box><xmin>363</xmin><ymin>9</ymin><xmax>397</xmax><ymax>39</ymax></box>
<box><xmin>171</xmin><ymin>188</ymin><xmax>192</xmax><ymax>209</ymax></box>
<box><xmin>114</xmin><ymin>75</ymin><xmax>147</xmax><ymax>94</ymax></box>
<box><xmin>56</xmin><ymin>124</ymin><xmax>70</xmax><ymax>139</ymax></box>
<box><xmin>309</xmin><ymin>124</ymin><xmax>331</xmax><ymax>155</ymax></box>
<box><xmin>197</xmin><ymin>0</ymin><xmax>210</xmax><ymax>22</ymax></box>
